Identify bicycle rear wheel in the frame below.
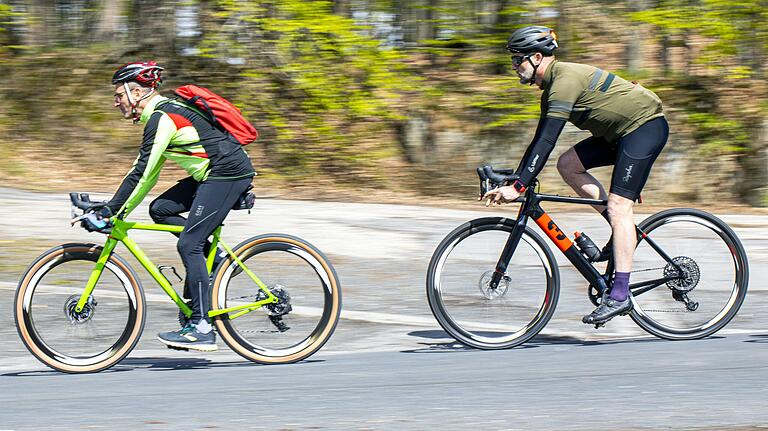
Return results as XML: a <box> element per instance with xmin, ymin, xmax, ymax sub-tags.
<box><xmin>15</xmin><ymin>243</ymin><xmax>145</xmax><ymax>373</ymax></box>
<box><xmin>211</xmin><ymin>234</ymin><xmax>341</xmax><ymax>364</ymax></box>
<box><xmin>427</xmin><ymin>217</ymin><xmax>560</xmax><ymax>349</ymax></box>
<box><xmin>630</xmin><ymin>209</ymin><xmax>749</xmax><ymax>339</ymax></box>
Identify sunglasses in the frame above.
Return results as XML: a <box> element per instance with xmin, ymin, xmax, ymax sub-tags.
<box><xmin>511</xmin><ymin>54</ymin><xmax>533</xmax><ymax>67</ymax></box>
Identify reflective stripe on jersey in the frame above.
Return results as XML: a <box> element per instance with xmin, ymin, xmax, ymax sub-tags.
<box><xmin>540</xmin><ymin>61</ymin><xmax>663</xmax><ymax>142</ymax></box>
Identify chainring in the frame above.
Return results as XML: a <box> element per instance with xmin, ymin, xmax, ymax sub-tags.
<box><xmin>664</xmin><ymin>256</ymin><xmax>701</xmax><ymax>293</ymax></box>
<box><xmin>478</xmin><ymin>270</ymin><xmax>510</xmax><ymax>300</ymax></box>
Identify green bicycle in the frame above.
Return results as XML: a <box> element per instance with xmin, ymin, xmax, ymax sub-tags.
<box><xmin>15</xmin><ymin>192</ymin><xmax>342</xmax><ymax>373</ymax></box>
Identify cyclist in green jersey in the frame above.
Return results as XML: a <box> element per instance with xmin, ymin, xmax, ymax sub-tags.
<box><xmin>483</xmin><ymin>26</ymin><xmax>669</xmax><ymax>325</ymax></box>
<box><xmin>94</xmin><ymin>61</ymin><xmax>255</xmax><ymax>351</ymax></box>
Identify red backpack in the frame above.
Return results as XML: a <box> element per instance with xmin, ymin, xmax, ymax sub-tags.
<box><xmin>173</xmin><ymin>85</ymin><xmax>258</xmax><ymax>145</ymax></box>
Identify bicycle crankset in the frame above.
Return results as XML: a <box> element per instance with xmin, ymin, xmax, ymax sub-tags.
<box><xmin>63</xmin><ymin>294</ymin><xmax>98</xmax><ymax>324</ymax></box>
<box><xmin>478</xmin><ymin>270</ymin><xmax>510</xmax><ymax>300</ymax></box>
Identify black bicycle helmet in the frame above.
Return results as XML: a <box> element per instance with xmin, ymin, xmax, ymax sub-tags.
<box><xmin>506</xmin><ymin>26</ymin><xmax>558</xmax><ymax>55</ymax></box>
<box><xmin>111</xmin><ymin>61</ymin><xmax>164</xmax><ymax>88</ymax></box>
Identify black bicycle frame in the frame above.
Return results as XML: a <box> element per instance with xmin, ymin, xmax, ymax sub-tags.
<box><xmin>489</xmin><ymin>184</ymin><xmax>685</xmax><ymax>297</ymax></box>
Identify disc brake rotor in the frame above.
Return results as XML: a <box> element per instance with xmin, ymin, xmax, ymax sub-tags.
<box><xmin>664</xmin><ymin>256</ymin><xmax>701</xmax><ymax>293</ymax></box>
<box><xmin>63</xmin><ymin>294</ymin><xmax>98</xmax><ymax>324</ymax></box>
<box><xmin>478</xmin><ymin>270</ymin><xmax>510</xmax><ymax>300</ymax></box>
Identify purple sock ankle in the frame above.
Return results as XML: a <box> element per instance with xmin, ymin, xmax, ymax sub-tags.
<box><xmin>610</xmin><ymin>272</ymin><xmax>630</xmax><ymax>301</ymax></box>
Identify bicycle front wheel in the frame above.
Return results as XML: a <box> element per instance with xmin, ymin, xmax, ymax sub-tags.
<box><xmin>427</xmin><ymin>217</ymin><xmax>560</xmax><ymax>349</ymax></box>
<box><xmin>14</xmin><ymin>243</ymin><xmax>145</xmax><ymax>373</ymax></box>
<box><xmin>211</xmin><ymin>234</ymin><xmax>341</xmax><ymax>364</ymax></box>
<box><xmin>630</xmin><ymin>209</ymin><xmax>749</xmax><ymax>340</ymax></box>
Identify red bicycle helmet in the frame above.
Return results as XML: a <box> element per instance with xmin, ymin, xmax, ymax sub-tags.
<box><xmin>112</xmin><ymin>61</ymin><xmax>164</xmax><ymax>88</ymax></box>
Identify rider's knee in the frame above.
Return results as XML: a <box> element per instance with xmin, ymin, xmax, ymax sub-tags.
<box><xmin>607</xmin><ymin>194</ymin><xmax>634</xmax><ymax>220</ymax></box>
<box><xmin>148</xmin><ymin>199</ymin><xmax>166</xmax><ymax>222</ymax></box>
<box><xmin>177</xmin><ymin>235</ymin><xmax>204</xmax><ymax>257</ymax></box>
<box><xmin>556</xmin><ymin>149</ymin><xmax>581</xmax><ymax>178</ymax></box>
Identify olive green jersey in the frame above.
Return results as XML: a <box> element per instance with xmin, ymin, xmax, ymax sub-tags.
<box><xmin>540</xmin><ymin>61</ymin><xmax>663</xmax><ymax>142</ymax></box>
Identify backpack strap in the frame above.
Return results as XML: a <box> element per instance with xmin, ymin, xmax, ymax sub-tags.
<box><xmin>168</xmin><ymin>92</ymin><xmax>217</xmax><ymax>125</ymax></box>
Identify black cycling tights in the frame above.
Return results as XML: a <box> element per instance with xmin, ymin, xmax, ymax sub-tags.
<box><xmin>149</xmin><ymin>176</ymin><xmax>252</xmax><ymax>322</ymax></box>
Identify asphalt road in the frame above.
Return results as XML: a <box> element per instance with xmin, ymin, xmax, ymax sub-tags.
<box><xmin>1</xmin><ymin>188</ymin><xmax>767</xmax><ymax>430</ymax></box>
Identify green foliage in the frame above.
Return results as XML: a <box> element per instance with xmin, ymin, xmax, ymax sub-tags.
<box><xmin>632</xmin><ymin>0</ymin><xmax>768</xmax><ymax>77</ymax></box>
<box><xmin>687</xmin><ymin>113</ymin><xmax>750</xmax><ymax>155</ymax></box>
<box><xmin>193</xmin><ymin>0</ymin><xmax>427</xmax><ymax>178</ymax></box>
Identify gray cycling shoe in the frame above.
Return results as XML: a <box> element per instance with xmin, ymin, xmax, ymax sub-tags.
<box><xmin>582</xmin><ymin>296</ymin><xmax>633</xmax><ymax>325</ymax></box>
<box><xmin>158</xmin><ymin>322</ymin><xmax>218</xmax><ymax>352</ymax></box>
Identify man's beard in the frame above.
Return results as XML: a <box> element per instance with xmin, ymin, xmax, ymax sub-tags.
<box><xmin>518</xmin><ymin>69</ymin><xmax>534</xmax><ymax>85</ymax></box>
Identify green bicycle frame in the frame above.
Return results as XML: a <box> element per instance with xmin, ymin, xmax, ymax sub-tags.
<box><xmin>74</xmin><ymin>217</ymin><xmax>278</xmax><ymax>320</ymax></box>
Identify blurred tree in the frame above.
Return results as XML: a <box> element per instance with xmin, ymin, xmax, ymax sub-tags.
<box><xmin>94</xmin><ymin>0</ymin><xmax>123</xmax><ymax>42</ymax></box>
<box><xmin>127</xmin><ymin>0</ymin><xmax>176</xmax><ymax>55</ymax></box>
<box><xmin>193</xmin><ymin>0</ymin><xmax>424</xmax><ymax>178</ymax></box>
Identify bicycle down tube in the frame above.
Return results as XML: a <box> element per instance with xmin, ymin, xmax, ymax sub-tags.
<box><xmin>74</xmin><ymin>218</ymin><xmax>278</xmax><ymax>320</ymax></box>
<box><xmin>491</xmin><ymin>188</ymin><xmax>685</xmax><ymax>297</ymax></box>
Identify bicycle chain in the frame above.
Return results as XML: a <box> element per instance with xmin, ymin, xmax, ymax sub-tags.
<box><xmin>630</xmin><ymin>266</ymin><xmax>693</xmax><ymax>313</ymax></box>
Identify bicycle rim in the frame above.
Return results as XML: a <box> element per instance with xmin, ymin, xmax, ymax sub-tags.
<box><xmin>630</xmin><ymin>209</ymin><xmax>749</xmax><ymax>339</ymax></box>
<box><xmin>15</xmin><ymin>244</ymin><xmax>145</xmax><ymax>373</ymax></box>
<box><xmin>212</xmin><ymin>235</ymin><xmax>341</xmax><ymax>364</ymax></box>
<box><xmin>427</xmin><ymin>219</ymin><xmax>559</xmax><ymax>349</ymax></box>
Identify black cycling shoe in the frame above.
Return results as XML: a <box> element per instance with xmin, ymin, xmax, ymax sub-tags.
<box><xmin>582</xmin><ymin>296</ymin><xmax>633</xmax><ymax>325</ymax></box>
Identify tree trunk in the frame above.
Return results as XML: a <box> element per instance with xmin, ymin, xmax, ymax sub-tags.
<box><xmin>740</xmin><ymin>118</ymin><xmax>768</xmax><ymax>206</ymax></box>
<box><xmin>129</xmin><ymin>0</ymin><xmax>176</xmax><ymax>55</ymax></box>
<box><xmin>94</xmin><ymin>0</ymin><xmax>123</xmax><ymax>42</ymax></box>
<box><xmin>659</xmin><ymin>31</ymin><xmax>669</xmax><ymax>76</ymax></box>
<box><xmin>415</xmin><ymin>0</ymin><xmax>437</xmax><ymax>42</ymax></box>
<box><xmin>332</xmin><ymin>0</ymin><xmax>351</xmax><ymax>18</ymax></box>
<box><xmin>24</xmin><ymin>0</ymin><xmax>51</xmax><ymax>48</ymax></box>
<box><xmin>625</xmin><ymin>0</ymin><xmax>650</xmax><ymax>73</ymax></box>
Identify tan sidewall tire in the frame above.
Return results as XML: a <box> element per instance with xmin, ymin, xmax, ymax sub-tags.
<box><xmin>14</xmin><ymin>244</ymin><xmax>146</xmax><ymax>373</ymax></box>
<box><xmin>211</xmin><ymin>235</ymin><xmax>341</xmax><ymax>364</ymax></box>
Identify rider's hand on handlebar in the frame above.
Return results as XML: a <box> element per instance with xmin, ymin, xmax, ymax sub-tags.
<box><xmin>77</xmin><ymin>203</ymin><xmax>113</xmax><ymax>232</ymax></box>
<box><xmin>482</xmin><ymin>185</ymin><xmax>520</xmax><ymax>206</ymax></box>
<box><xmin>85</xmin><ymin>201</ymin><xmax>110</xmax><ymax>213</ymax></box>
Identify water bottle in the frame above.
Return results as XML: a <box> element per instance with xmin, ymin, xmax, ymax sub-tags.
<box><xmin>574</xmin><ymin>232</ymin><xmax>601</xmax><ymax>262</ymax></box>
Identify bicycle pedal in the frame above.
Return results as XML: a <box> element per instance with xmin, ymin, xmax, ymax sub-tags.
<box><xmin>593</xmin><ymin>322</ymin><xmax>605</xmax><ymax>329</ymax></box>
<box><xmin>166</xmin><ymin>345</ymin><xmax>190</xmax><ymax>352</ymax></box>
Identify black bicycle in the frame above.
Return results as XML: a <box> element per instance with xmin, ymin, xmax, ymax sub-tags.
<box><xmin>426</xmin><ymin>166</ymin><xmax>749</xmax><ymax>349</ymax></box>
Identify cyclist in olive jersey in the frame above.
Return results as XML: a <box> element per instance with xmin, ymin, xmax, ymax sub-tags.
<box><xmin>483</xmin><ymin>26</ymin><xmax>669</xmax><ymax>325</ymax></box>
<box><xmin>95</xmin><ymin>61</ymin><xmax>255</xmax><ymax>351</ymax></box>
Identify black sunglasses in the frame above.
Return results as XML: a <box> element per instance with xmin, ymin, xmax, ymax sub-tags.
<box><xmin>511</xmin><ymin>54</ymin><xmax>533</xmax><ymax>67</ymax></box>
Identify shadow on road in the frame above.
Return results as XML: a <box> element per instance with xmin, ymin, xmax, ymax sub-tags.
<box><xmin>1</xmin><ymin>357</ymin><xmax>324</xmax><ymax>377</ymax></box>
<box><xmin>401</xmin><ymin>329</ymin><xmax>687</xmax><ymax>354</ymax></box>
<box><xmin>401</xmin><ymin>329</ymin><xmax>537</xmax><ymax>354</ymax></box>
<box><xmin>745</xmin><ymin>334</ymin><xmax>768</xmax><ymax>344</ymax></box>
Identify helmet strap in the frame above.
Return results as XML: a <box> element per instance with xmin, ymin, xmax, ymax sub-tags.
<box><xmin>527</xmin><ymin>55</ymin><xmax>539</xmax><ymax>86</ymax></box>
<box><xmin>123</xmin><ymin>82</ymin><xmax>156</xmax><ymax>123</ymax></box>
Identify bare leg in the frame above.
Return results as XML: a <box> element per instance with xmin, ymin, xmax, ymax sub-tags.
<box><xmin>606</xmin><ymin>193</ymin><xmax>635</xmax><ymax>273</ymax></box>
<box><xmin>557</xmin><ymin>147</ymin><xmax>608</xmax><ymax>213</ymax></box>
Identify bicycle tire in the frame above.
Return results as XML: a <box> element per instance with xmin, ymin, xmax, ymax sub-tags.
<box><xmin>426</xmin><ymin>217</ymin><xmax>560</xmax><ymax>349</ymax></box>
<box><xmin>15</xmin><ymin>243</ymin><xmax>146</xmax><ymax>373</ymax></box>
<box><xmin>211</xmin><ymin>234</ymin><xmax>341</xmax><ymax>364</ymax></box>
<box><xmin>630</xmin><ymin>208</ymin><xmax>749</xmax><ymax>340</ymax></box>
